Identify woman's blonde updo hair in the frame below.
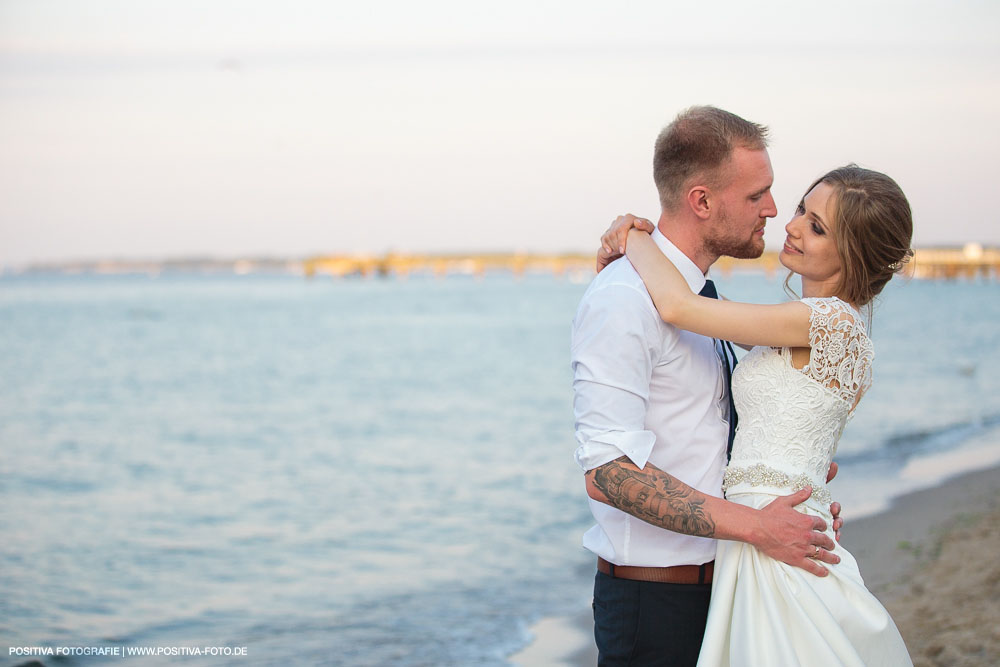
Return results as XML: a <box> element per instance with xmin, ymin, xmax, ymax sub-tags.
<box><xmin>808</xmin><ymin>165</ymin><xmax>914</xmax><ymax>307</ymax></box>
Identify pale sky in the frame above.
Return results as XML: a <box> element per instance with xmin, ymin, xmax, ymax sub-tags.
<box><xmin>1</xmin><ymin>0</ymin><xmax>998</xmax><ymax>266</ymax></box>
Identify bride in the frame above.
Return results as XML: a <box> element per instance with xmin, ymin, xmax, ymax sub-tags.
<box><xmin>599</xmin><ymin>165</ymin><xmax>914</xmax><ymax>666</ymax></box>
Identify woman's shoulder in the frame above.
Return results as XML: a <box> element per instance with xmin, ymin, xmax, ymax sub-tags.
<box><xmin>799</xmin><ymin>296</ymin><xmax>868</xmax><ymax>334</ymax></box>
<box><xmin>797</xmin><ymin>296</ymin><xmax>874</xmax><ymax>407</ymax></box>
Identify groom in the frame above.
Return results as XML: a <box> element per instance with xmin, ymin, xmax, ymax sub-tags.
<box><xmin>571</xmin><ymin>106</ymin><xmax>842</xmax><ymax>666</ymax></box>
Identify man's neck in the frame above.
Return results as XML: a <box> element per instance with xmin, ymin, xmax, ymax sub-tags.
<box><xmin>656</xmin><ymin>214</ymin><xmax>718</xmax><ymax>275</ymax></box>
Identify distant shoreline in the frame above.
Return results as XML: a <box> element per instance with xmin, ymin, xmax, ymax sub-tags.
<box><xmin>3</xmin><ymin>245</ymin><xmax>998</xmax><ymax>281</ymax></box>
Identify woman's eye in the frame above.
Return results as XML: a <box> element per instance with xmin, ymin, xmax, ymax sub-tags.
<box><xmin>795</xmin><ymin>203</ymin><xmax>805</xmax><ymax>215</ymax></box>
<box><xmin>811</xmin><ymin>222</ymin><xmax>824</xmax><ymax>235</ymax></box>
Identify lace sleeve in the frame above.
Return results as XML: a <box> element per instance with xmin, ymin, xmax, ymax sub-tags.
<box><xmin>800</xmin><ymin>297</ymin><xmax>874</xmax><ymax>409</ymax></box>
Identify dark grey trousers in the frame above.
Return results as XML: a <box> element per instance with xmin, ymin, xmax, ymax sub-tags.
<box><xmin>592</xmin><ymin>571</ymin><xmax>712</xmax><ymax>666</ymax></box>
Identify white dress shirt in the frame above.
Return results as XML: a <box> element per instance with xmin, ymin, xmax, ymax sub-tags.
<box><xmin>571</xmin><ymin>229</ymin><xmax>730</xmax><ymax>567</ymax></box>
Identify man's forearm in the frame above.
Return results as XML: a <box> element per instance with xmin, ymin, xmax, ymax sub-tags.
<box><xmin>586</xmin><ymin>456</ymin><xmax>756</xmax><ymax>542</ymax></box>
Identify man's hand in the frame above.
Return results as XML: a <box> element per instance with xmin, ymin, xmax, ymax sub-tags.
<box><xmin>750</xmin><ymin>487</ymin><xmax>840</xmax><ymax>577</ymax></box>
<box><xmin>826</xmin><ymin>461</ymin><xmax>843</xmax><ymax>542</ymax></box>
<box><xmin>596</xmin><ymin>214</ymin><xmax>655</xmax><ymax>272</ymax></box>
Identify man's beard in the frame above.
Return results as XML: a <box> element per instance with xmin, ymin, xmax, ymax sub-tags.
<box><xmin>703</xmin><ymin>208</ymin><xmax>765</xmax><ymax>260</ymax></box>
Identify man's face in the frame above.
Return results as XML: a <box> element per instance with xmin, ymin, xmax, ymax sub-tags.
<box><xmin>703</xmin><ymin>147</ymin><xmax>777</xmax><ymax>260</ymax></box>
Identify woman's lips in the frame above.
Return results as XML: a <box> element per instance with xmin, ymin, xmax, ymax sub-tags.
<box><xmin>783</xmin><ymin>239</ymin><xmax>803</xmax><ymax>254</ymax></box>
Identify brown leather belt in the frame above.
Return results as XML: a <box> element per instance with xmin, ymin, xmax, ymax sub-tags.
<box><xmin>598</xmin><ymin>557</ymin><xmax>714</xmax><ymax>584</ymax></box>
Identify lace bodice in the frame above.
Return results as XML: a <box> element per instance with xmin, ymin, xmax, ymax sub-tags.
<box><xmin>722</xmin><ymin>297</ymin><xmax>873</xmax><ymax>513</ymax></box>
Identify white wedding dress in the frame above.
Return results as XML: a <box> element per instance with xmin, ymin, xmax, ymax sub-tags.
<box><xmin>696</xmin><ymin>297</ymin><xmax>912</xmax><ymax>666</ymax></box>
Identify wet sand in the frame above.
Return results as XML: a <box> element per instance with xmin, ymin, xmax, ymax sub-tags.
<box><xmin>844</xmin><ymin>464</ymin><xmax>1000</xmax><ymax>666</ymax></box>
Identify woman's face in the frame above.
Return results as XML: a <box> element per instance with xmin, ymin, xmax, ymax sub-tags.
<box><xmin>779</xmin><ymin>181</ymin><xmax>843</xmax><ymax>296</ymax></box>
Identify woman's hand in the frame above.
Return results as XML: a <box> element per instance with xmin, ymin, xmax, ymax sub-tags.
<box><xmin>596</xmin><ymin>214</ymin><xmax>655</xmax><ymax>273</ymax></box>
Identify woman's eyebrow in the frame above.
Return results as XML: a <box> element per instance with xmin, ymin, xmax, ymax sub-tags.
<box><xmin>807</xmin><ymin>207</ymin><xmax>830</xmax><ymax>230</ymax></box>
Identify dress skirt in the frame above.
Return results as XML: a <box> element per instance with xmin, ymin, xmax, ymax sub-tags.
<box><xmin>696</xmin><ymin>492</ymin><xmax>912</xmax><ymax>667</ymax></box>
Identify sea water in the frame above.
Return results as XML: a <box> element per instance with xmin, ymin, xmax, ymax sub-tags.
<box><xmin>1</xmin><ymin>272</ymin><xmax>998</xmax><ymax>665</ymax></box>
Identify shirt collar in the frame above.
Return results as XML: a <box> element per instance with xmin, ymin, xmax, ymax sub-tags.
<box><xmin>649</xmin><ymin>228</ymin><xmax>708</xmax><ymax>294</ymax></box>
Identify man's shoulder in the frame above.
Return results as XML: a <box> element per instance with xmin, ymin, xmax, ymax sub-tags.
<box><xmin>574</xmin><ymin>259</ymin><xmax>660</xmax><ymax>328</ymax></box>
<box><xmin>582</xmin><ymin>258</ymin><xmax>650</xmax><ymax>300</ymax></box>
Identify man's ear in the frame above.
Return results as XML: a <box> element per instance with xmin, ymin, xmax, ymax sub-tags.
<box><xmin>686</xmin><ymin>186</ymin><xmax>712</xmax><ymax>220</ymax></box>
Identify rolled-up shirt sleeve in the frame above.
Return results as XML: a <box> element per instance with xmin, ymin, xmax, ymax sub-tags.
<box><xmin>571</xmin><ymin>281</ymin><xmax>664</xmax><ymax>471</ymax></box>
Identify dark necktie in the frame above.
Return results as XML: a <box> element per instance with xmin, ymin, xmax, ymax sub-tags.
<box><xmin>698</xmin><ymin>279</ymin><xmax>738</xmax><ymax>458</ymax></box>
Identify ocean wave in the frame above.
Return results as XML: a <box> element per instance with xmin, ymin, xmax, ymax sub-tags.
<box><xmin>836</xmin><ymin>412</ymin><xmax>1000</xmax><ymax>465</ymax></box>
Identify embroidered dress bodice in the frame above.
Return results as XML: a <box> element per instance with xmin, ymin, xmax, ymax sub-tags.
<box><xmin>722</xmin><ymin>296</ymin><xmax>873</xmax><ymax>513</ymax></box>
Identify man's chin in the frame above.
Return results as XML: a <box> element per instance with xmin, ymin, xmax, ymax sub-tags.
<box><xmin>718</xmin><ymin>240</ymin><xmax>765</xmax><ymax>260</ymax></box>
<box><xmin>704</xmin><ymin>230</ymin><xmax>767</xmax><ymax>260</ymax></box>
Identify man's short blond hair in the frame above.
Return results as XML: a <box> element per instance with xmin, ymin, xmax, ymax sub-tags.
<box><xmin>653</xmin><ymin>106</ymin><xmax>769</xmax><ymax>212</ymax></box>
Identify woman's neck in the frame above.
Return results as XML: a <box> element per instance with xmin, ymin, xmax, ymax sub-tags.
<box><xmin>800</xmin><ymin>276</ymin><xmax>839</xmax><ymax>300</ymax></box>
<box><xmin>798</xmin><ymin>276</ymin><xmax>860</xmax><ymax>310</ymax></box>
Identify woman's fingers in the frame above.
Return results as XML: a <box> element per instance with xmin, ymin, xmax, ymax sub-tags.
<box><xmin>633</xmin><ymin>216</ymin><xmax>655</xmax><ymax>232</ymax></box>
<box><xmin>601</xmin><ymin>217</ymin><xmax>625</xmax><ymax>253</ymax></box>
<box><xmin>614</xmin><ymin>214</ymin><xmax>654</xmax><ymax>253</ymax></box>
<box><xmin>596</xmin><ymin>246</ymin><xmax>620</xmax><ymax>273</ymax></box>
<box><xmin>601</xmin><ymin>226</ymin><xmax>617</xmax><ymax>254</ymax></box>
<box><xmin>598</xmin><ymin>214</ymin><xmax>654</xmax><ymax>266</ymax></box>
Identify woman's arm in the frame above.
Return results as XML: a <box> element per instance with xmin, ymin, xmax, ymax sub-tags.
<box><xmin>717</xmin><ymin>295</ymin><xmax>753</xmax><ymax>351</ymax></box>
<box><xmin>626</xmin><ymin>229</ymin><xmax>813</xmax><ymax>348</ymax></box>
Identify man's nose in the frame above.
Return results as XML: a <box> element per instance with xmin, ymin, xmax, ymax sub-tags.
<box><xmin>762</xmin><ymin>192</ymin><xmax>778</xmax><ymax>218</ymax></box>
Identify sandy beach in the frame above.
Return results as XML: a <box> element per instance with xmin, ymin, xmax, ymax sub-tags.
<box><xmin>510</xmin><ymin>462</ymin><xmax>1000</xmax><ymax>666</ymax></box>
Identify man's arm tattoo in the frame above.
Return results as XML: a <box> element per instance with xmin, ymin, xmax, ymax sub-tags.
<box><xmin>592</xmin><ymin>459</ymin><xmax>716</xmax><ymax>537</ymax></box>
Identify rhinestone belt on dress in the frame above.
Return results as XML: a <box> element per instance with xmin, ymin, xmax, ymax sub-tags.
<box><xmin>722</xmin><ymin>463</ymin><xmax>833</xmax><ymax>505</ymax></box>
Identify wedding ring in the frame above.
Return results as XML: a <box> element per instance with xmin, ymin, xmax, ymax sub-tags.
<box><xmin>811</xmin><ymin>545</ymin><xmax>820</xmax><ymax>559</ymax></box>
